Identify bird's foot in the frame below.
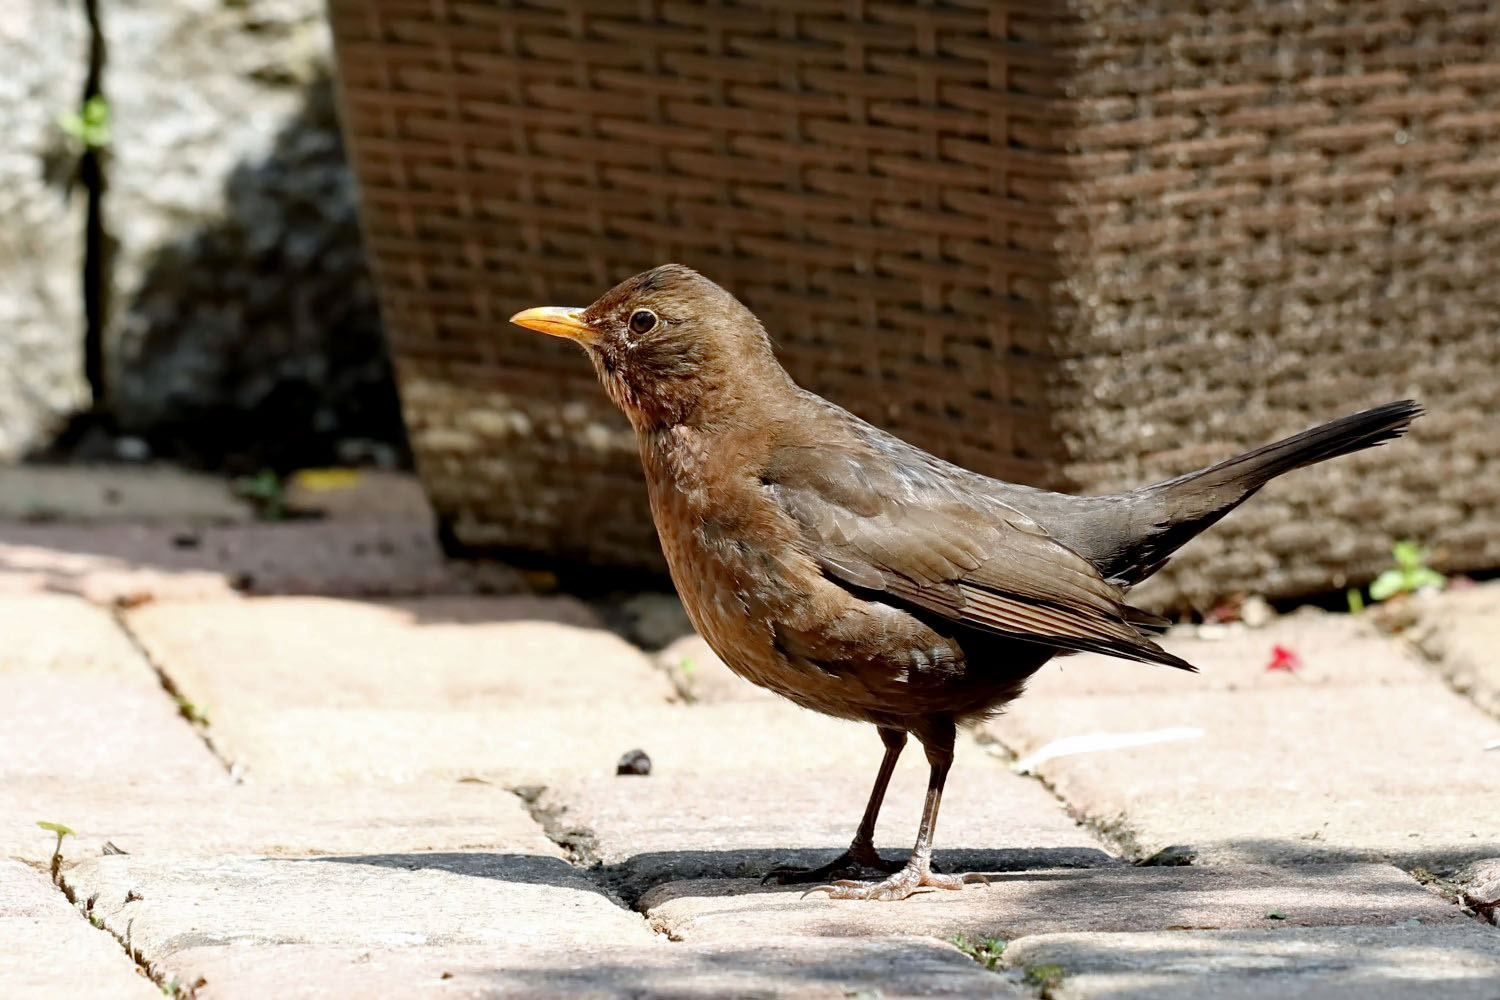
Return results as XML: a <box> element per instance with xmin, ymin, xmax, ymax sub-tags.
<box><xmin>762</xmin><ymin>846</ymin><xmax>904</xmax><ymax>885</ymax></box>
<box><xmin>802</xmin><ymin>858</ymin><xmax>987</xmax><ymax>901</ymax></box>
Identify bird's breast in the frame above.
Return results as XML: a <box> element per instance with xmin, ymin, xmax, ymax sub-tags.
<box><xmin>637</xmin><ymin>428</ymin><xmax>850</xmax><ymax>708</ymax></box>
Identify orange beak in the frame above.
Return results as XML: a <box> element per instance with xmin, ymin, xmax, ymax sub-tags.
<box><xmin>509</xmin><ymin>306</ymin><xmax>595</xmax><ymax>345</ymax></box>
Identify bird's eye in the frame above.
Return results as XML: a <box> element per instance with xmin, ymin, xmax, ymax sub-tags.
<box><xmin>628</xmin><ymin>309</ymin><xmax>658</xmax><ymax>335</ymax></box>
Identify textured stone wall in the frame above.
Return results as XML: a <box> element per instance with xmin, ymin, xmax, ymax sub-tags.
<box><xmin>0</xmin><ymin>1</ymin><xmax>90</xmax><ymax>460</ymax></box>
<box><xmin>103</xmin><ymin>0</ymin><xmax>402</xmax><ymax>469</ymax></box>
<box><xmin>0</xmin><ymin>0</ymin><xmax>403</xmax><ymax>469</ymax></box>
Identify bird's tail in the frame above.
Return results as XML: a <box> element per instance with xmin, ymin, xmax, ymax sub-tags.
<box><xmin>1106</xmin><ymin>400</ymin><xmax>1423</xmax><ymax>585</ymax></box>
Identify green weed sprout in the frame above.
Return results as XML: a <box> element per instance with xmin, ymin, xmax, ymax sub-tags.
<box><xmin>1368</xmin><ymin>540</ymin><xmax>1446</xmax><ymax>602</ymax></box>
<box><xmin>37</xmin><ymin>821</ymin><xmax>75</xmax><ymax>883</ymax></box>
<box><xmin>950</xmin><ymin>934</ymin><xmax>1005</xmax><ymax>970</ymax></box>
<box><xmin>57</xmin><ymin>96</ymin><xmax>110</xmax><ymax>150</ymax></box>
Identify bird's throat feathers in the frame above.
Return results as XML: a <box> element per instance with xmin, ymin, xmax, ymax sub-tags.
<box><xmin>577</xmin><ymin>264</ymin><xmax>796</xmax><ymax>434</ymax></box>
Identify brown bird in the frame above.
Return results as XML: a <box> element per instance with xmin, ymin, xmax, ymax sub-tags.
<box><xmin>511</xmin><ymin>265</ymin><xmax>1421</xmax><ymax>901</ymax></box>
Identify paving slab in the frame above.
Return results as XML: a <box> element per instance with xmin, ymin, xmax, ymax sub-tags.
<box><xmin>153</xmin><ymin>937</ymin><xmax>1018</xmax><ymax>999</ymax></box>
<box><xmin>0</xmin><ymin>594</ymin><xmax>225</xmax><ymax>784</ymax></box>
<box><xmin>641</xmin><ymin>864</ymin><xmax>1464</xmax><ymax>943</ymax></box>
<box><xmin>282</xmin><ymin>469</ymin><xmax>435</xmax><ymax>520</ymax></box>
<box><xmin>654</xmin><ymin>633</ymin><xmax>779</xmax><ymax>703</ymax></box>
<box><xmin>1</xmin><ymin>780</ymin><xmax>559</xmax><ymax>864</ymax></box>
<box><xmin>124</xmin><ymin>594</ymin><xmax>674</xmax><ymax>710</ymax></box>
<box><xmin>2</xmin><ymin>677</ymin><xmax>227</xmax><ymax>784</ymax></box>
<box><xmin>1027</xmin><ymin>611</ymin><xmax>1428</xmax><ymax>697</ymax></box>
<box><xmin>1409</xmin><ymin>582</ymin><xmax>1500</xmax><ymax>721</ymax></box>
<box><xmin>0</xmin><ymin>521</ymin><xmax>519</xmax><ymax>602</ymax></box>
<box><xmin>143</xmin><ymin>691</ymin><xmax>897</xmax><ymax>783</ymax></box>
<box><xmin>0</xmin><ymin>592</ymin><xmax>159</xmax><ymax>677</ymax></box>
<box><xmin>67</xmin><ymin>854</ymin><xmax>657</xmax><ymax>958</ymax></box>
<box><xmin>0</xmin><ymin>859</ymin><xmax>159</xmax><ymax>1000</ymax></box>
<box><xmin>1000</xmin><ymin>923</ymin><xmax>1500</xmax><ymax>1000</ymax></box>
<box><xmin>988</xmin><ymin>685</ymin><xmax>1500</xmax><ymax>866</ymax></box>
<box><xmin>1454</xmin><ymin>858</ymin><xmax>1500</xmax><ymax>924</ymax></box>
<box><xmin>0</xmin><ymin>465</ymin><xmax>250</xmax><ymax>522</ymax></box>
<box><xmin>119</xmin><ymin>595</ymin><xmax>896</xmax><ymax>783</ymax></box>
<box><xmin>541</xmin><ymin>767</ymin><xmax>1114</xmax><ymax>895</ymax></box>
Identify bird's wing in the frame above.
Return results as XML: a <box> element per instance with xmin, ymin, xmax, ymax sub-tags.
<box><xmin>764</xmin><ymin>438</ymin><xmax>1192</xmax><ymax>671</ymax></box>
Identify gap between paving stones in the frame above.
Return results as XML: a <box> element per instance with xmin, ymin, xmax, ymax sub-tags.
<box><xmin>1401</xmin><ymin>595</ymin><xmax>1500</xmax><ymax>726</ymax></box>
<box><xmin>976</xmin><ymin>712</ymin><xmax>1494</xmax><ymax>932</ymax></box>
<box><xmin>967</xmin><ymin>727</ymin><xmax>1153</xmax><ymax>873</ymax></box>
<box><xmin>50</xmin><ymin>864</ymin><xmax>184</xmax><ymax>996</ymax></box>
<box><xmin>1</xmin><ymin>861</ymin><xmax>163</xmax><ymax>1000</ymax></box>
<box><xmin>1400</xmin><ymin>630</ymin><xmax>1473</xmax><ymax>711</ymax></box>
<box><xmin>510</xmin><ymin>782</ymin><xmax>724</xmax><ymax>916</ymax></box>
<box><xmin>513</xmin><ymin>785</ymin><xmax>602</xmax><ymax>868</ymax></box>
<box><xmin>969</xmin><ymin>727</ymin><xmax>1145</xmax><ymax>865</ymax></box>
<box><xmin>509</xmin><ymin>782</ymin><xmax>651</xmax><ymax>917</ymax></box>
<box><xmin>973</xmin><ymin>618</ymin><xmax>1499</xmax><ymax>934</ymax></box>
<box><xmin>21</xmin><ymin>688</ymin><xmax>219</xmax><ymax>997</ymax></box>
<box><xmin>521</xmin><ymin>754</ymin><xmax>1123</xmax><ymax>918</ymax></box>
<box><xmin>108</xmin><ymin>605</ymin><xmax>235</xmax><ymax>778</ymax></box>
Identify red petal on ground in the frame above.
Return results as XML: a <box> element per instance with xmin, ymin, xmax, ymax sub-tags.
<box><xmin>1267</xmin><ymin>644</ymin><xmax>1303</xmax><ymax>672</ymax></box>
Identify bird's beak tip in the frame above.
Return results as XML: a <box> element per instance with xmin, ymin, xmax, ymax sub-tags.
<box><xmin>509</xmin><ymin>306</ymin><xmax>594</xmax><ymax>344</ymax></box>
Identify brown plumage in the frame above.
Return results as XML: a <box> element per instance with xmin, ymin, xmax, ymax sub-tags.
<box><xmin>511</xmin><ymin>264</ymin><xmax>1422</xmax><ymax>900</ymax></box>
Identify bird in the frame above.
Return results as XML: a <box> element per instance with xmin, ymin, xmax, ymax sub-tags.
<box><xmin>510</xmin><ymin>264</ymin><xmax>1422</xmax><ymax>901</ymax></box>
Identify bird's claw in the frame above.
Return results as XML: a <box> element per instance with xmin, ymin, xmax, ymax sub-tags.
<box><xmin>800</xmin><ymin>863</ymin><xmax>986</xmax><ymax>901</ymax></box>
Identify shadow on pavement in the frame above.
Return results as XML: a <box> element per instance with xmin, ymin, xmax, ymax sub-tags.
<box><xmin>297</xmin><ymin>852</ymin><xmax>586</xmax><ymax>888</ymax></box>
<box><xmin>301</xmin><ymin>845</ymin><xmax>1115</xmax><ymax>907</ymax></box>
<box><xmin>296</xmin><ymin>841</ymin><xmax>1497</xmax><ymax>919</ymax></box>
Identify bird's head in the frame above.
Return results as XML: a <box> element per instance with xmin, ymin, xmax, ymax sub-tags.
<box><xmin>510</xmin><ymin>264</ymin><xmax>788</xmax><ymax>431</ymax></box>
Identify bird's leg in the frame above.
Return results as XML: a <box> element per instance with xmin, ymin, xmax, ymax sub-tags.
<box><xmin>807</xmin><ymin>717</ymin><xmax>982</xmax><ymax>901</ymax></box>
<box><xmin>763</xmin><ymin>727</ymin><xmax>908</xmax><ymax>884</ymax></box>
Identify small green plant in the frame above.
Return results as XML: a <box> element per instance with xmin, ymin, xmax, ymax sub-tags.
<box><xmin>1024</xmin><ymin>963</ymin><xmax>1065</xmax><ymax>994</ymax></box>
<box><xmin>57</xmin><ymin>95</ymin><xmax>111</xmax><ymax>150</ymax></box>
<box><xmin>1265</xmin><ymin>908</ymin><xmax>1287</xmax><ymax>920</ymax></box>
<box><xmin>37</xmin><ymin>821</ymin><xmax>75</xmax><ymax>883</ymax></box>
<box><xmin>673</xmin><ymin>656</ymin><xmax>699</xmax><ymax>703</ymax></box>
<box><xmin>1368</xmin><ymin>540</ymin><xmax>1446</xmax><ymax>602</ymax></box>
<box><xmin>233</xmin><ymin>469</ymin><xmax>287</xmax><ymax>521</ymax></box>
<box><xmin>950</xmin><ymin>934</ymin><xmax>1005</xmax><ymax>970</ymax></box>
<box><xmin>173</xmin><ymin>696</ymin><xmax>209</xmax><ymax>726</ymax></box>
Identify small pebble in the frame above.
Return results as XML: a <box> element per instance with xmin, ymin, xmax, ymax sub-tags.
<box><xmin>114</xmin><ymin>436</ymin><xmax>150</xmax><ymax>462</ymax></box>
<box><xmin>1240</xmin><ymin>594</ymin><xmax>1275</xmax><ymax>628</ymax></box>
<box><xmin>616</xmin><ymin>748</ymin><xmax>652</xmax><ymax>775</ymax></box>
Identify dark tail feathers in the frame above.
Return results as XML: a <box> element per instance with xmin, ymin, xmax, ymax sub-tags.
<box><xmin>1109</xmin><ymin>400</ymin><xmax>1423</xmax><ymax>585</ymax></box>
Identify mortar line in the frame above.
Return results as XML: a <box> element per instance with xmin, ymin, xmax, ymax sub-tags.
<box><xmin>1370</xmin><ymin>626</ymin><xmax>1500</xmax><ymax>925</ymax></box>
<box><xmin>971</xmin><ymin>730</ymin><xmax>1495</xmax><ymax>930</ymax></box>
<box><xmin>109</xmin><ymin>606</ymin><xmax>237</xmax><ymax>778</ymax></box>
<box><xmin>51</xmin><ymin>864</ymin><xmax>200</xmax><ymax>998</ymax></box>
<box><xmin>508</xmin><ymin>784</ymin><xmax>668</xmax><ymax>924</ymax></box>
<box><xmin>1398</xmin><ymin>629</ymin><xmax>1500</xmax><ymax>726</ymax></box>
<box><xmin>968</xmin><ymin>729</ymin><xmax>1147</xmax><ymax>863</ymax></box>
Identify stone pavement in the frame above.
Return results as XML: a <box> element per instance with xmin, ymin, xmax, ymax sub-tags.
<box><xmin>2</xmin><ymin>468</ymin><xmax>1498</xmax><ymax>998</ymax></box>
